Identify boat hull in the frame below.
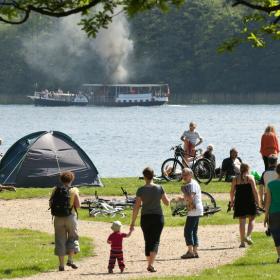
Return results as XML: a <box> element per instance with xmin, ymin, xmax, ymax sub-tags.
<box><xmin>33</xmin><ymin>98</ymin><xmax>87</xmax><ymax>107</ymax></box>
<box><xmin>92</xmin><ymin>100</ymin><xmax>168</xmax><ymax>107</ymax></box>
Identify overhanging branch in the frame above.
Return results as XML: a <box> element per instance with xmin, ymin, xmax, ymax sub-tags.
<box><xmin>232</xmin><ymin>0</ymin><xmax>280</xmax><ymax>13</ymax></box>
<box><xmin>0</xmin><ymin>0</ymin><xmax>104</xmax><ymax>24</ymax></box>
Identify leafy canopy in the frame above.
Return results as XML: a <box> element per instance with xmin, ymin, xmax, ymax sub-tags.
<box><xmin>220</xmin><ymin>0</ymin><xmax>280</xmax><ymax>50</ymax></box>
<box><xmin>0</xmin><ymin>0</ymin><xmax>184</xmax><ymax>37</ymax></box>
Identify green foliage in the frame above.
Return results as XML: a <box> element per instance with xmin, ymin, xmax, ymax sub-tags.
<box><xmin>0</xmin><ymin>228</ymin><xmax>93</xmax><ymax>278</ymax></box>
<box><xmin>0</xmin><ymin>0</ymin><xmax>186</xmax><ymax>37</ymax></box>
<box><xmin>0</xmin><ymin>178</ymin><xmax>230</xmax><ymax>200</ymax></box>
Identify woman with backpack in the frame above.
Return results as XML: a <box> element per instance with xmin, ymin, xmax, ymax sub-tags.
<box><xmin>49</xmin><ymin>171</ymin><xmax>81</xmax><ymax>271</ymax></box>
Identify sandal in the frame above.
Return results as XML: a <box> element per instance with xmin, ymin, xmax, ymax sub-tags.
<box><xmin>239</xmin><ymin>243</ymin><xmax>246</xmax><ymax>248</ymax></box>
<box><xmin>181</xmin><ymin>252</ymin><xmax>195</xmax><ymax>259</ymax></box>
<box><xmin>66</xmin><ymin>262</ymin><xmax>78</xmax><ymax>269</ymax></box>
<box><xmin>147</xmin><ymin>265</ymin><xmax>157</xmax><ymax>272</ymax></box>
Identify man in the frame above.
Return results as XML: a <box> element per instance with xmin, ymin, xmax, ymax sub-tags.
<box><xmin>259</xmin><ymin>154</ymin><xmax>278</xmax><ymax>207</ymax></box>
<box><xmin>219</xmin><ymin>148</ymin><xmax>242</xmax><ymax>182</ymax></box>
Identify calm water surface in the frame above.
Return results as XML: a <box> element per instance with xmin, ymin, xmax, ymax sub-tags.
<box><xmin>0</xmin><ymin>105</ymin><xmax>279</xmax><ymax>177</ymax></box>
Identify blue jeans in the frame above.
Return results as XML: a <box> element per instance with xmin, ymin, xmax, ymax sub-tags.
<box><xmin>184</xmin><ymin>216</ymin><xmax>200</xmax><ymax>246</ymax></box>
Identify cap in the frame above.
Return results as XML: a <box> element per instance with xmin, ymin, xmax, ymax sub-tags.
<box><xmin>111</xmin><ymin>221</ymin><xmax>122</xmax><ymax>232</ymax></box>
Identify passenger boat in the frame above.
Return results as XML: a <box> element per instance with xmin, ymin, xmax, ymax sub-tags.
<box><xmin>28</xmin><ymin>90</ymin><xmax>88</xmax><ymax>106</ymax></box>
<box><xmin>82</xmin><ymin>84</ymin><xmax>170</xmax><ymax>106</ymax></box>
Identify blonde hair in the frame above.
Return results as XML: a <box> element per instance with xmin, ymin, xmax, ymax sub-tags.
<box><xmin>189</xmin><ymin>122</ymin><xmax>197</xmax><ymax>128</ymax></box>
<box><xmin>265</xmin><ymin>125</ymin><xmax>276</xmax><ymax>134</ymax></box>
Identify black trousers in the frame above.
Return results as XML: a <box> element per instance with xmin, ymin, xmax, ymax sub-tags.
<box><xmin>140</xmin><ymin>214</ymin><xmax>164</xmax><ymax>256</ymax></box>
<box><xmin>263</xmin><ymin>156</ymin><xmax>269</xmax><ymax>171</ymax></box>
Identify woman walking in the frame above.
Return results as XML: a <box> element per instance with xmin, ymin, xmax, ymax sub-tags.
<box><xmin>260</xmin><ymin>125</ymin><xmax>280</xmax><ymax>170</ymax></box>
<box><xmin>130</xmin><ymin>167</ymin><xmax>170</xmax><ymax>273</ymax></box>
<box><xmin>230</xmin><ymin>163</ymin><xmax>260</xmax><ymax>248</ymax></box>
<box><xmin>49</xmin><ymin>171</ymin><xmax>81</xmax><ymax>271</ymax></box>
<box><xmin>264</xmin><ymin>163</ymin><xmax>280</xmax><ymax>263</ymax></box>
<box><xmin>180</xmin><ymin>168</ymin><xmax>203</xmax><ymax>259</ymax></box>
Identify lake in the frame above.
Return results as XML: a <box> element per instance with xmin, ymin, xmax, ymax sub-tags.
<box><xmin>0</xmin><ymin>104</ymin><xmax>279</xmax><ymax>177</ymax></box>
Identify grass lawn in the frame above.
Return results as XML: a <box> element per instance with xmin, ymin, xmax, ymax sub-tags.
<box><xmin>0</xmin><ymin>178</ymin><xmax>231</xmax><ymax>200</ymax></box>
<box><xmin>79</xmin><ymin>200</ymin><xmax>264</xmax><ymax>226</ymax></box>
<box><xmin>144</xmin><ymin>232</ymin><xmax>279</xmax><ymax>280</ymax></box>
<box><xmin>0</xmin><ymin>228</ymin><xmax>93</xmax><ymax>279</ymax></box>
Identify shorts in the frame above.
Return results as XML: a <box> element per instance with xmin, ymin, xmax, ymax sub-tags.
<box><xmin>54</xmin><ymin>214</ymin><xmax>80</xmax><ymax>256</ymax></box>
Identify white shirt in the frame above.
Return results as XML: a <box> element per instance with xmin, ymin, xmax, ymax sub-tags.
<box><xmin>181</xmin><ymin>179</ymin><xmax>204</xmax><ymax>217</ymax></box>
<box><xmin>181</xmin><ymin>130</ymin><xmax>202</xmax><ymax>145</ymax></box>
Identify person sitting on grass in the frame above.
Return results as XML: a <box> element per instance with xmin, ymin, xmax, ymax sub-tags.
<box><xmin>219</xmin><ymin>148</ymin><xmax>242</xmax><ymax>182</ymax></box>
<box><xmin>107</xmin><ymin>221</ymin><xmax>132</xmax><ymax>274</ymax></box>
<box><xmin>203</xmin><ymin>144</ymin><xmax>216</xmax><ymax>175</ymax></box>
<box><xmin>49</xmin><ymin>171</ymin><xmax>80</xmax><ymax>272</ymax></box>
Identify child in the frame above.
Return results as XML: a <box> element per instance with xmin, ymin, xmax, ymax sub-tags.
<box><xmin>180</xmin><ymin>122</ymin><xmax>203</xmax><ymax>163</ymax></box>
<box><xmin>107</xmin><ymin>221</ymin><xmax>132</xmax><ymax>274</ymax></box>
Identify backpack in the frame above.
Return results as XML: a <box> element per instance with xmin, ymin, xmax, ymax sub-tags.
<box><xmin>49</xmin><ymin>186</ymin><xmax>72</xmax><ymax>217</ymax></box>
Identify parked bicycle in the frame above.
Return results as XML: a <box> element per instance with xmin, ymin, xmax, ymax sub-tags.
<box><xmin>170</xmin><ymin>191</ymin><xmax>221</xmax><ymax>217</ymax></box>
<box><xmin>81</xmin><ymin>188</ymin><xmax>136</xmax><ymax>218</ymax></box>
<box><xmin>161</xmin><ymin>144</ymin><xmax>213</xmax><ymax>184</ymax></box>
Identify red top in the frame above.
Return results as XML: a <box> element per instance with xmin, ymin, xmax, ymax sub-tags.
<box><xmin>260</xmin><ymin>133</ymin><xmax>280</xmax><ymax>157</ymax></box>
<box><xmin>107</xmin><ymin>232</ymin><xmax>127</xmax><ymax>250</ymax></box>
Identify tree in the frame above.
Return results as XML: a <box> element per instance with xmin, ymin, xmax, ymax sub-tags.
<box><xmin>0</xmin><ymin>0</ymin><xmax>185</xmax><ymax>37</ymax></box>
<box><xmin>220</xmin><ymin>0</ymin><xmax>280</xmax><ymax>50</ymax></box>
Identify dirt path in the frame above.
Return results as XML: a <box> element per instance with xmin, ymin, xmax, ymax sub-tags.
<box><xmin>0</xmin><ymin>198</ymin><xmax>263</xmax><ymax>280</ymax></box>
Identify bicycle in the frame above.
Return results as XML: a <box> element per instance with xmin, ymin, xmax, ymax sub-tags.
<box><xmin>170</xmin><ymin>191</ymin><xmax>221</xmax><ymax>217</ymax></box>
<box><xmin>161</xmin><ymin>144</ymin><xmax>213</xmax><ymax>184</ymax></box>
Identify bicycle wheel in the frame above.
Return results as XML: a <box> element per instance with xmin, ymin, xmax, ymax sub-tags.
<box><xmin>193</xmin><ymin>158</ymin><xmax>213</xmax><ymax>184</ymax></box>
<box><xmin>161</xmin><ymin>158</ymin><xmax>184</xmax><ymax>181</ymax></box>
<box><xmin>201</xmin><ymin>191</ymin><xmax>221</xmax><ymax>216</ymax></box>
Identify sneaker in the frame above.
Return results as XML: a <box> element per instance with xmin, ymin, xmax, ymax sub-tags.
<box><xmin>194</xmin><ymin>253</ymin><xmax>199</xmax><ymax>258</ymax></box>
<box><xmin>108</xmin><ymin>269</ymin><xmax>113</xmax><ymax>274</ymax></box>
<box><xmin>181</xmin><ymin>252</ymin><xmax>195</xmax><ymax>259</ymax></box>
<box><xmin>239</xmin><ymin>243</ymin><xmax>246</xmax><ymax>248</ymax></box>
<box><xmin>66</xmin><ymin>262</ymin><xmax>78</xmax><ymax>269</ymax></box>
<box><xmin>120</xmin><ymin>268</ymin><xmax>124</xmax><ymax>273</ymax></box>
<box><xmin>58</xmin><ymin>266</ymin><xmax>65</xmax><ymax>271</ymax></box>
<box><xmin>147</xmin><ymin>265</ymin><xmax>157</xmax><ymax>272</ymax></box>
<box><xmin>244</xmin><ymin>236</ymin><xmax>253</xmax><ymax>245</ymax></box>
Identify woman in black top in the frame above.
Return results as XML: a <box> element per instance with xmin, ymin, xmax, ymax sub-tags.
<box><xmin>130</xmin><ymin>167</ymin><xmax>170</xmax><ymax>273</ymax></box>
<box><xmin>230</xmin><ymin>163</ymin><xmax>260</xmax><ymax>248</ymax></box>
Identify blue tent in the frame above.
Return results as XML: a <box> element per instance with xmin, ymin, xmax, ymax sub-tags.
<box><xmin>0</xmin><ymin>131</ymin><xmax>102</xmax><ymax>187</ymax></box>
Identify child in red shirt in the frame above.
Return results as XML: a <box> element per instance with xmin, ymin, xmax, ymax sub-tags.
<box><xmin>107</xmin><ymin>221</ymin><xmax>132</xmax><ymax>273</ymax></box>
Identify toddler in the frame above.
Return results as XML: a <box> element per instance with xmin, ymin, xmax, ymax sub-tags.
<box><xmin>107</xmin><ymin>221</ymin><xmax>131</xmax><ymax>274</ymax></box>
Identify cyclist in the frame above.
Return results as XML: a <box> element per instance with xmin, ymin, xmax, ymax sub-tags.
<box><xmin>180</xmin><ymin>122</ymin><xmax>203</xmax><ymax>164</ymax></box>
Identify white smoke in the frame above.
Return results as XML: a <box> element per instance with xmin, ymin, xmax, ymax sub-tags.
<box><xmin>22</xmin><ymin>12</ymin><xmax>133</xmax><ymax>83</ymax></box>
